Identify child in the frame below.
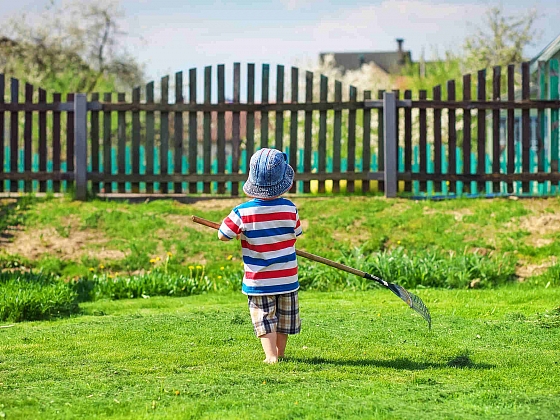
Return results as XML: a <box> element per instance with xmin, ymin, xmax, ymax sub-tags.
<box><xmin>218</xmin><ymin>148</ymin><xmax>302</xmax><ymax>364</ymax></box>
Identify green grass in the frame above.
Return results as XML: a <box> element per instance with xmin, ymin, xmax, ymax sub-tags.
<box><xmin>1</xmin><ymin>287</ymin><xmax>559</xmax><ymax>419</ymax></box>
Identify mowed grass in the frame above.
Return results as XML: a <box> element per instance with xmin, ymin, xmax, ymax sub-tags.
<box><xmin>1</xmin><ymin>287</ymin><xmax>559</xmax><ymax>420</ymax></box>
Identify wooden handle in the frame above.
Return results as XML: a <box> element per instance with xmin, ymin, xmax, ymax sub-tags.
<box><xmin>191</xmin><ymin>215</ymin><xmax>366</xmax><ymax>278</ymax></box>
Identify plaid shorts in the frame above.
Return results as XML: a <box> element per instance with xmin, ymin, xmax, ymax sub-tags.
<box><xmin>248</xmin><ymin>291</ymin><xmax>301</xmax><ymax>337</ymax></box>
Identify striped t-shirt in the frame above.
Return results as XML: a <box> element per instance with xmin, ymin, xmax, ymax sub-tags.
<box><xmin>218</xmin><ymin>197</ymin><xmax>303</xmax><ymax>295</ymax></box>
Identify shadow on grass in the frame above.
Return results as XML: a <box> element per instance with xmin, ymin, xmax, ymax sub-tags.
<box><xmin>286</xmin><ymin>356</ymin><xmax>495</xmax><ymax>370</ymax></box>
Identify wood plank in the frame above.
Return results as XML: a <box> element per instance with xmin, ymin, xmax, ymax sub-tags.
<box><xmin>392</xmin><ymin>89</ymin><xmax>400</xmax><ymax>181</ymax></box>
<box><xmin>463</xmin><ymin>74</ymin><xmax>472</xmax><ymax>193</ymax></box>
<box><xmin>188</xmin><ymin>69</ymin><xmax>198</xmax><ymax>194</ymax></box>
<box><xmin>203</xmin><ymin>67</ymin><xmax>212</xmax><ymax>193</ymax></box>
<box><xmin>90</xmin><ymin>92</ymin><xmax>100</xmax><ymax>194</ymax></box>
<box><xmin>0</xmin><ymin>171</ymin><xmax>74</xmax><ymax>181</ymax></box>
<box><xmin>521</xmin><ymin>62</ymin><xmax>530</xmax><ymax>192</ymax></box>
<box><xmin>403</xmin><ymin>90</ymin><xmax>412</xmax><ymax>192</ymax></box>
<box><xmin>217</xmin><ymin>64</ymin><xmax>226</xmax><ymax>194</ymax></box>
<box><xmin>66</xmin><ymin>93</ymin><xmax>75</xmax><ymax>193</ymax></box>
<box><xmin>174</xmin><ymin>71</ymin><xmax>184</xmax><ymax>193</ymax></box>
<box><xmin>550</xmin><ymin>60</ymin><xmax>559</xmax><ymax>180</ymax></box>
<box><xmin>53</xmin><ymin>92</ymin><xmax>62</xmax><ymax>192</ymax></box>
<box><xmin>24</xmin><ymin>84</ymin><xmax>33</xmax><ymax>192</ymax></box>
<box><xmin>246</xmin><ymin>64</ymin><xmax>255</xmax><ymax>170</ymax></box>
<box><xmin>477</xmin><ymin>69</ymin><xmax>487</xmax><ymax>194</ymax></box>
<box><xmin>377</xmin><ymin>90</ymin><xmax>385</xmax><ymax>193</ymax></box>
<box><xmin>117</xmin><ymin>92</ymin><xmax>126</xmax><ymax>193</ymax></box>
<box><xmin>384</xmin><ymin>92</ymin><xmax>398</xmax><ymax>197</ymax></box>
<box><xmin>160</xmin><ymin>76</ymin><xmax>170</xmax><ymax>194</ymax></box>
<box><xmin>275</xmin><ymin>65</ymin><xmax>284</xmax><ymax>151</ymax></box>
<box><xmin>261</xmin><ymin>64</ymin><xmax>269</xmax><ymax>148</ymax></box>
<box><xmin>362</xmin><ymin>90</ymin><xmax>371</xmax><ymax>193</ymax></box>
<box><xmin>418</xmin><ymin>89</ymin><xmax>427</xmax><ymax>192</ymax></box>
<box><xmin>303</xmin><ymin>71</ymin><xmax>313</xmax><ymax>193</ymax></box>
<box><xmin>507</xmin><ymin>65</ymin><xmax>515</xmax><ymax>193</ymax></box>
<box><xmin>347</xmin><ymin>85</ymin><xmax>357</xmax><ymax>193</ymax></box>
<box><xmin>73</xmin><ymin>94</ymin><xmax>88</xmax><ymax>201</ymax></box>
<box><xmin>447</xmin><ymin>80</ymin><xmax>457</xmax><ymax>194</ymax></box>
<box><xmin>231</xmin><ymin>63</ymin><xmax>241</xmax><ymax>196</ymax></box>
<box><xmin>38</xmin><ymin>89</ymin><xmax>47</xmax><ymax>192</ymax></box>
<box><xmin>433</xmin><ymin>85</ymin><xmax>442</xmax><ymax>193</ymax></box>
<box><xmin>132</xmin><ymin>87</ymin><xmax>141</xmax><ymax>193</ymax></box>
<box><xmin>9</xmin><ymin>79</ymin><xmax>19</xmax><ymax>192</ymax></box>
<box><xmin>537</xmin><ymin>61</ymin><xmax>546</xmax><ymax>177</ymax></box>
<box><xmin>492</xmin><ymin>66</ymin><xmax>501</xmax><ymax>193</ymax></box>
<box><xmin>332</xmin><ymin>81</ymin><xmax>342</xmax><ymax>193</ymax></box>
<box><xmin>0</xmin><ymin>75</ymin><xmax>3</xmax><ymax>193</ymax></box>
<box><xmin>289</xmin><ymin>67</ymin><xmax>298</xmax><ymax>193</ymax></box>
<box><xmin>145</xmin><ymin>82</ymin><xmax>155</xmax><ymax>193</ymax></box>
<box><xmin>318</xmin><ymin>74</ymin><xmax>328</xmax><ymax>193</ymax></box>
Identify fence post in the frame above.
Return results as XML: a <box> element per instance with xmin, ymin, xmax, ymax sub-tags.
<box><xmin>383</xmin><ymin>91</ymin><xmax>397</xmax><ymax>198</ymax></box>
<box><xmin>74</xmin><ymin>93</ymin><xmax>88</xmax><ymax>200</ymax></box>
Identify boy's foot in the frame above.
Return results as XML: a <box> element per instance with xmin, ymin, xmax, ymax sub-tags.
<box><xmin>264</xmin><ymin>357</ymin><xmax>278</xmax><ymax>364</ymax></box>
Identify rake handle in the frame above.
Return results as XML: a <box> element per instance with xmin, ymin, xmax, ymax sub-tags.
<box><xmin>191</xmin><ymin>215</ymin><xmax>369</xmax><ymax>279</ymax></box>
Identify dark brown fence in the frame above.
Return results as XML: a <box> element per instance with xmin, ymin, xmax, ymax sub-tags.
<box><xmin>1</xmin><ymin>60</ymin><xmax>559</xmax><ymax>200</ymax></box>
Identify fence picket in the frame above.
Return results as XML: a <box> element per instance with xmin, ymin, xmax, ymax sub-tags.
<box><xmin>9</xmin><ymin>79</ymin><xmax>18</xmax><ymax>192</ymax></box>
<box><xmin>318</xmin><ymin>74</ymin><xmax>327</xmax><ymax>193</ymax></box>
<box><xmin>275</xmin><ymin>65</ymin><xmax>284</xmax><ymax>152</ymax></box>
<box><xmin>232</xmin><ymin>63</ymin><xmax>241</xmax><ymax>196</ymax></box>
<box><xmin>53</xmin><ymin>92</ymin><xmax>62</xmax><ymax>192</ymax></box>
<box><xmin>549</xmin><ymin>59</ymin><xmax>559</xmax><ymax>192</ymax></box>
<box><xmin>38</xmin><ymin>89</ymin><xmax>47</xmax><ymax>192</ymax></box>
<box><xmin>521</xmin><ymin>63</ymin><xmax>530</xmax><ymax>193</ymax></box>
<box><xmin>117</xmin><ymin>92</ymin><xmax>126</xmax><ymax>193</ymax></box>
<box><xmin>246</xmin><ymin>64</ymin><xmax>255</xmax><ymax>167</ymax></box>
<box><xmin>447</xmin><ymin>80</ymin><xmax>456</xmax><ymax>194</ymax></box>
<box><xmin>132</xmin><ymin>87</ymin><xmax>141</xmax><ymax>193</ymax></box>
<box><xmin>347</xmin><ymin>85</ymin><xmax>357</xmax><ymax>193</ymax></box>
<box><xmin>160</xmin><ymin>77</ymin><xmax>170</xmax><ymax>194</ymax></box>
<box><xmin>303</xmin><ymin>71</ymin><xmax>313</xmax><ymax>193</ymax></box>
<box><xmin>261</xmin><ymin>64</ymin><xmax>270</xmax><ymax>149</ymax></box>
<box><xmin>90</xmin><ymin>92</ymin><xmax>100</xmax><ymax>194</ymax></box>
<box><xmin>377</xmin><ymin>90</ymin><xmax>385</xmax><ymax>193</ymax></box>
<box><xmin>24</xmin><ymin>83</ymin><xmax>33</xmax><ymax>192</ymax></box>
<box><xmin>362</xmin><ymin>90</ymin><xmax>371</xmax><ymax>193</ymax></box>
<box><xmin>507</xmin><ymin>65</ymin><xmax>515</xmax><ymax>193</ymax></box>
<box><xmin>403</xmin><ymin>90</ymin><xmax>412</xmax><ymax>192</ymax></box>
<box><xmin>0</xmin><ymin>75</ymin><xmax>4</xmax><ymax>192</ymax></box>
<box><xmin>188</xmin><ymin>69</ymin><xmax>197</xmax><ymax>194</ymax></box>
<box><xmin>433</xmin><ymin>85</ymin><xmax>442</xmax><ymax>193</ymax></box>
<box><xmin>492</xmin><ymin>66</ymin><xmax>501</xmax><ymax>193</ymax></box>
<box><xmin>332</xmin><ymin>81</ymin><xmax>342</xmax><ymax>193</ymax></box>
<box><xmin>145</xmin><ymin>83</ymin><xmax>154</xmax><ymax>193</ymax></box>
<box><xmin>419</xmin><ymin>90</ymin><xmax>427</xmax><ymax>192</ymax></box>
<box><xmin>174</xmin><ymin>71</ymin><xmax>183</xmax><ymax>193</ymax></box>
<box><xmin>463</xmin><ymin>75</ymin><xmax>472</xmax><ymax>194</ymax></box>
<box><xmin>66</xmin><ymin>93</ymin><xmax>75</xmax><ymax>193</ymax></box>
<box><xmin>477</xmin><ymin>69</ymin><xmax>487</xmax><ymax>194</ymax></box>
<box><xmin>217</xmin><ymin>65</ymin><xmax>226</xmax><ymax>194</ymax></box>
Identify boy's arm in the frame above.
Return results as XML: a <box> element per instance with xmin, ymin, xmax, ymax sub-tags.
<box><xmin>218</xmin><ymin>209</ymin><xmax>243</xmax><ymax>241</ymax></box>
<box><xmin>295</xmin><ymin>209</ymin><xmax>303</xmax><ymax>237</ymax></box>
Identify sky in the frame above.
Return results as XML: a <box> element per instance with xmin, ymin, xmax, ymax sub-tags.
<box><xmin>0</xmin><ymin>0</ymin><xmax>559</xmax><ymax>83</ymax></box>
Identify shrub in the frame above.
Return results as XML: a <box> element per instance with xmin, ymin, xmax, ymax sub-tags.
<box><xmin>0</xmin><ymin>272</ymin><xmax>79</xmax><ymax>322</ymax></box>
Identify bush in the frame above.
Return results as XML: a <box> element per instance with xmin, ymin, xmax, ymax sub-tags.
<box><xmin>0</xmin><ymin>272</ymin><xmax>79</xmax><ymax>322</ymax></box>
<box><xmin>298</xmin><ymin>247</ymin><xmax>517</xmax><ymax>291</ymax></box>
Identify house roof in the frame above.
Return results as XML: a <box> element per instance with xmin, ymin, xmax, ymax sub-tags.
<box><xmin>529</xmin><ymin>32</ymin><xmax>560</xmax><ymax>73</ymax></box>
<box><xmin>319</xmin><ymin>51</ymin><xmax>411</xmax><ymax>74</ymax></box>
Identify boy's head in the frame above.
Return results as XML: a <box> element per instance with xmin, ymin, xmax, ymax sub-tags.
<box><xmin>243</xmin><ymin>148</ymin><xmax>294</xmax><ymax>199</ymax></box>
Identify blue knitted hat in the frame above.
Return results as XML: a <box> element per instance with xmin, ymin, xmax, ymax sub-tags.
<box><xmin>243</xmin><ymin>148</ymin><xmax>294</xmax><ymax>198</ymax></box>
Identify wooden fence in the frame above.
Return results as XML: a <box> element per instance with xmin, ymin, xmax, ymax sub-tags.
<box><xmin>0</xmin><ymin>60</ymin><xmax>559</xmax><ymax>200</ymax></box>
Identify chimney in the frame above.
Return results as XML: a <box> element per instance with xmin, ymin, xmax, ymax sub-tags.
<box><xmin>396</xmin><ymin>38</ymin><xmax>404</xmax><ymax>52</ymax></box>
<box><xmin>396</xmin><ymin>38</ymin><xmax>405</xmax><ymax>66</ymax></box>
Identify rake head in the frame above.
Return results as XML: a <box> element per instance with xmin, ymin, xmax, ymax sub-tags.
<box><xmin>387</xmin><ymin>283</ymin><xmax>432</xmax><ymax>330</ymax></box>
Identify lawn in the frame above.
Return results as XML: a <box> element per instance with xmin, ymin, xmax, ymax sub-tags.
<box><xmin>1</xmin><ymin>287</ymin><xmax>559</xmax><ymax>419</ymax></box>
<box><xmin>1</xmin><ymin>194</ymin><xmax>560</xmax><ymax>419</ymax></box>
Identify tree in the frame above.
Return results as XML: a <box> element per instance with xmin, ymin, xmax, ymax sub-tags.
<box><xmin>0</xmin><ymin>0</ymin><xmax>144</xmax><ymax>93</ymax></box>
<box><xmin>462</xmin><ymin>4</ymin><xmax>540</xmax><ymax>73</ymax></box>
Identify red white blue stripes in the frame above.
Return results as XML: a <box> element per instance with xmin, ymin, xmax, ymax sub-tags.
<box><xmin>219</xmin><ymin>198</ymin><xmax>302</xmax><ymax>295</ymax></box>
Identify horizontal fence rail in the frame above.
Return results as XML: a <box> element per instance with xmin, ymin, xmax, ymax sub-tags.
<box><xmin>1</xmin><ymin>59</ymin><xmax>559</xmax><ymax>199</ymax></box>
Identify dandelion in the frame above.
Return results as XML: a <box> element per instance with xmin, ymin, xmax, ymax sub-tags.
<box><xmin>89</xmin><ymin>267</ymin><xmax>94</xmax><ymax>272</ymax></box>
<box><xmin>218</xmin><ymin>276</ymin><xmax>222</xmax><ymax>279</ymax></box>
<box><xmin>99</xmin><ymin>264</ymin><xmax>105</xmax><ymax>269</ymax></box>
<box><xmin>397</xmin><ymin>240</ymin><xmax>401</xmax><ymax>245</ymax></box>
<box><xmin>188</xmin><ymin>265</ymin><xmax>195</xmax><ymax>270</ymax></box>
<box><xmin>150</xmin><ymin>258</ymin><xmax>157</xmax><ymax>264</ymax></box>
<box><xmin>196</xmin><ymin>265</ymin><xmax>202</xmax><ymax>269</ymax></box>
<box><xmin>226</xmin><ymin>255</ymin><xmax>233</xmax><ymax>260</ymax></box>
<box><xmin>156</xmin><ymin>257</ymin><xmax>161</xmax><ymax>261</ymax></box>
<box><xmin>167</xmin><ymin>252</ymin><xmax>173</xmax><ymax>257</ymax></box>
<box><xmin>220</xmin><ymin>266</ymin><xmax>225</xmax><ymax>270</ymax></box>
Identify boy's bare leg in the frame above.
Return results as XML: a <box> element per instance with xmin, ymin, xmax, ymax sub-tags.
<box><xmin>277</xmin><ymin>333</ymin><xmax>288</xmax><ymax>358</ymax></box>
<box><xmin>260</xmin><ymin>332</ymin><xmax>278</xmax><ymax>363</ymax></box>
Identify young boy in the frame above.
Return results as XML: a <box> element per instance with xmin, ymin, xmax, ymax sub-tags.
<box><xmin>218</xmin><ymin>148</ymin><xmax>302</xmax><ymax>364</ymax></box>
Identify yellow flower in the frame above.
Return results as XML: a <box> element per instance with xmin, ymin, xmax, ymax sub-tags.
<box><xmin>397</xmin><ymin>240</ymin><xmax>401</xmax><ymax>245</ymax></box>
<box><xmin>89</xmin><ymin>267</ymin><xmax>94</xmax><ymax>272</ymax></box>
<box><xmin>167</xmin><ymin>252</ymin><xmax>173</xmax><ymax>257</ymax></box>
<box><xmin>220</xmin><ymin>266</ymin><xmax>225</xmax><ymax>270</ymax></box>
<box><xmin>150</xmin><ymin>258</ymin><xmax>157</xmax><ymax>264</ymax></box>
<box><xmin>188</xmin><ymin>265</ymin><xmax>195</xmax><ymax>269</ymax></box>
<box><xmin>99</xmin><ymin>264</ymin><xmax>105</xmax><ymax>269</ymax></box>
<box><xmin>196</xmin><ymin>265</ymin><xmax>202</xmax><ymax>269</ymax></box>
<box><xmin>226</xmin><ymin>255</ymin><xmax>233</xmax><ymax>260</ymax></box>
<box><xmin>156</xmin><ymin>257</ymin><xmax>161</xmax><ymax>261</ymax></box>
<box><xmin>218</xmin><ymin>276</ymin><xmax>222</xmax><ymax>279</ymax></box>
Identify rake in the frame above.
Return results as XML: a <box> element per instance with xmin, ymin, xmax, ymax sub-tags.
<box><xmin>192</xmin><ymin>215</ymin><xmax>432</xmax><ymax>330</ymax></box>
